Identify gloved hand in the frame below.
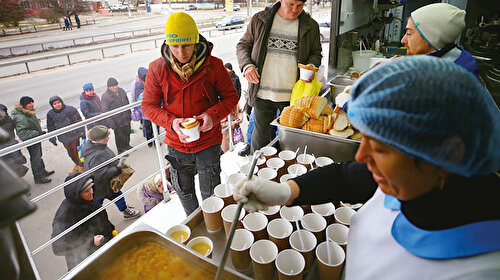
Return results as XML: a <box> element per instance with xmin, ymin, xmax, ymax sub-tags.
<box><xmin>49</xmin><ymin>138</ymin><xmax>57</xmax><ymax>146</ymax></box>
<box><xmin>233</xmin><ymin>177</ymin><xmax>291</xmax><ymax>212</ymax></box>
<box><xmin>116</xmin><ymin>166</ymin><xmax>122</xmax><ymax>174</ymax></box>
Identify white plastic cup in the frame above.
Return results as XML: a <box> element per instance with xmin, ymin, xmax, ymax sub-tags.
<box><xmin>214</xmin><ymin>183</ymin><xmax>234</xmax><ymax>206</ymax></box>
<box><xmin>228</xmin><ymin>172</ymin><xmax>246</xmax><ymax>187</ymax></box>
<box><xmin>230</xmin><ymin>229</ymin><xmax>254</xmax><ymax>271</ymax></box>
<box><xmin>180</xmin><ymin>123</ymin><xmax>200</xmax><ymax>142</ymax></box>
<box><xmin>187</xmin><ymin>236</ymin><xmax>214</xmax><ymax>258</ymax></box>
<box><xmin>299</xmin><ymin>67</ymin><xmax>315</xmax><ymax>81</ymax></box>
<box><xmin>311</xmin><ymin>203</ymin><xmax>336</xmax><ymax>224</ymax></box>
<box><xmin>334</xmin><ymin>206</ymin><xmax>357</xmax><ymax>227</ymax></box>
<box><xmin>315</xmin><ymin>156</ymin><xmax>334</xmax><ymax>167</ymax></box>
<box><xmin>250</xmin><ymin>239</ymin><xmax>278</xmax><ymax>280</ymax></box>
<box><xmin>267</xmin><ymin>218</ymin><xmax>293</xmax><ymax>252</ymax></box>
<box><xmin>201</xmin><ymin>197</ymin><xmax>224</xmax><ymax>233</ymax></box>
<box><xmin>340</xmin><ymin>201</ymin><xmax>364</xmax><ymax>211</ymax></box>
<box><xmin>257</xmin><ymin>167</ymin><xmax>278</xmax><ymax>182</ymax></box>
<box><xmin>280</xmin><ymin>206</ymin><xmax>304</xmax><ymax>229</ymax></box>
<box><xmin>315</xmin><ymin>241</ymin><xmax>345</xmax><ymax>280</ymax></box>
<box><xmin>266</xmin><ymin>157</ymin><xmax>286</xmax><ymax>178</ymax></box>
<box><xmin>221</xmin><ymin>204</ymin><xmax>246</xmax><ymax>236</ymax></box>
<box><xmin>243</xmin><ymin>212</ymin><xmax>269</xmax><ymax>241</ymax></box>
<box><xmin>278</xmin><ymin>150</ymin><xmax>296</xmax><ymax>169</ymax></box>
<box><xmin>240</xmin><ymin>163</ymin><xmax>259</xmax><ymax>176</ymax></box>
<box><xmin>165</xmin><ymin>224</ymin><xmax>191</xmax><ymax>244</ymax></box>
<box><xmin>275</xmin><ymin>249</ymin><xmax>305</xmax><ymax>280</ymax></box>
<box><xmin>327</xmin><ymin>223</ymin><xmax>349</xmax><ymax>251</ymax></box>
<box><xmin>301</xmin><ymin>213</ymin><xmax>327</xmax><ymax>242</ymax></box>
<box><xmin>289</xmin><ymin>229</ymin><xmax>317</xmax><ymax>272</ymax></box>
<box><xmin>279</xmin><ymin>174</ymin><xmax>295</xmax><ymax>183</ymax></box>
<box><xmin>259</xmin><ymin>205</ymin><xmax>281</xmax><ymax>220</ymax></box>
<box><xmin>287</xmin><ymin>164</ymin><xmax>307</xmax><ymax>176</ymax></box>
<box><xmin>260</xmin><ymin>146</ymin><xmax>277</xmax><ymax>159</ymax></box>
<box><xmin>296</xmin><ymin>154</ymin><xmax>315</xmax><ymax>170</ymax></box>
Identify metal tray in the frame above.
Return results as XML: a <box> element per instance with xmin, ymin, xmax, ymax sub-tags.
<box><xmin>69</xmin><ymin>224</ymin><xmax>249</xmax><ymax>279</ymax></box>
<box><xmin>271</xmin><ymin>118</ymin><xmax>360</xmax><ymax>163</ymax></box>
<box><xmin>327</xmin><ymin>75</ymin><xmax>355</xmax><ymax>98</ymax></box>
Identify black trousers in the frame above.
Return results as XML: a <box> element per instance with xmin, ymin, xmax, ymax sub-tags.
<box><xmin>251</xmin><ymin>98</ymin><xmax>288</xmax><ymax>152</ymax></box>
<box><xmin>27</xmin><ymin>143</ymin><xmax>46</xmax><ymax>178</ymax></box>
<box><xmin>114</xmin><ymin>123</ymin><xmax>131</xmax><ymax>152</ymax></box>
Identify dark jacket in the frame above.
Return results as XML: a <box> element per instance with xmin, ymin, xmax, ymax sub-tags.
<box><xmin>80</xmin><ymin>92</ymin><xmax>104</xmax><ymax>128</ymax></box>
<box><xmin>0</xmin><ymin>105</ymin><xmax>28</xmax><ymax>177</ymax></box>
<box><xmin>11</xmin><ymin>103</ymin><xmax>43</xmax><ymax>141</ymax></box>
<box><xmin>80</xmin><ymin>141</ymin><xmax>120</xmax><ymax>200</ymax></box>
<box><xmin>236</xmin><ymin>2</ymin><xmax>322</xmax><ymax>106</ymax></box>
<box><xmin>101</xmin><ymin>87</ymin><xmax>131</xmax><ymax>129</ymax></box>
<box><xmin>134</xmin><ymin>67</ymin><xmax>148</xmax><ymax>102</ymax></box>
<box><xmin>47</xmin><ymin>96</ymin><xmax>86</xmax><ymax>144</ymax></box>
<box><xmin>229</xmin><ymin>71</ymin><xmax>242</xmax><ymax>98</ymax></box>
<box><xmin>51</xmin><ymin>172</ymin><xmax>114</xmax><ymax>270</ymax></box>
<box><xmin>142</xmin><ymin>35</ymin><xmax>239</xmax><ymax>153</ymax></box>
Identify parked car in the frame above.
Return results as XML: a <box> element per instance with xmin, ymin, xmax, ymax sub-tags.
<box><xmin>319</xmin><ymin>22</ymin><xmax>330</xmax><ymax>42</ymax></box>
<box><xmin>110</xmin><ymin>3</ymin><xmax>128</xmax><ymax>11</ymax></box>
<box><xmin>184</xmin><ymin>4</ymin><xmax>197</xmax><ymax>11</ymax></box>
<box><xmin>216</xmin><ymin>16</ymin><xmax>245</xmax><ymax>30</ymax></box>
<box><xmin>232</xmin><ymin>4</ymin><xmax>240</xmax><ymax>11</ymax></box>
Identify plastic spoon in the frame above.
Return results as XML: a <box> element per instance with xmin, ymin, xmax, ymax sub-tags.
<box><xmin>326</xmin><ymin>226</ymin><xmax>332</xmax><ymax>264</ymax></box>
<box><xmin>294</xmin><ymin>216</ymin><xmax>305</xmax><ymax>251</ymax></box>
<box><xmin>310</xmin><ymin>153</ymin><xmax>316</xmax><ymax>170</ymax></box>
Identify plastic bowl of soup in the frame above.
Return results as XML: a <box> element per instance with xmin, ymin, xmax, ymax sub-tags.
<box><xmin>166</xmin><ymin>224</ymin><xmax>191</xmax><ymax>244</ymax></box>
<box><xmin>187</xmin><ymin>236</ymin><xmax>213</xmax><ymax>257</ymax></box>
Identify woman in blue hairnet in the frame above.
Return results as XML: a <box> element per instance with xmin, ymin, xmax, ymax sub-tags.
<box><xmin>234</xmin><ymin>55</ymin><xmax>500</xmax><ymax>279</ymax></box>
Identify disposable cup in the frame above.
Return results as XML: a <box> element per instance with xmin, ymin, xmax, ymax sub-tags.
<box><xmin>301</xmin><ymin>213</ymin><xmax>327</xmax><ymax>242</ymax></box>
<box><xmin>296</xmin><ymin>154</ymin><xmax>315</xmax><ymax>171</ymax></box>
<box><xmin>315</xmin><ymin>156</ymin><xmax>334</xmax><ymax>167</ymax></box>
<box><xmin>250</xmin><ymin>239</ymin><xmax>278</xmax><ymax>280</ymax></box>
<box><xmin>230</xmin><ymin>229</ymin><xmax>254</xmax><ymax>271</ymax></box>
<box><xmin>278</xmin><ymin>150</ymin><xmax>296</xmax><ymax>169</ymax></box>
<box><xmin>214</xmin><ymin>183</ymin><xmax>234</xmax><ymax>206</ymax></box>
<box><xmin>259</xmin><ymin>205</ymin><xmax>281</xmax><ymax>221</ymax></box>
<box><xmin>257</xmin><ymin>167</ymin><xmax>278</xmax><ymax>182</ymax></box>
<box><xmin>228</xmin><ymin>172</ymin><xmax>246</xmax><ymax>187</ymax></box>
<box><xmin>165</xmin><ymin>224</ymin><xmax>191</xmax><ymax>244</ymax></box>
<box><xmin>280</xmin><ymin>174</ymin><xmax>295</xmax><ymax>183</ymax></box>
<box><xmin>311</xmin><ymin>203</ymin><xmax>336</xmax><ymax>224</ymax></box>
<box><xmin>201</xmin><ymin>197</ymin><xmax>224</xmax><ymax>233</ymax></box>
<box><xmin>315</xmin><ymin>241</ymin><xmax>345</xmax><ymax>280</ymax></box>
<box><xmin>299</xmin><ymin>67</ymin><xmax>315</xmax><ymax>81</ymax></box>
<box><xmin>275</xmin><ymin>249</ymin><xmax>305</xmax><ymax>280</ymax></box>
<box><xmin>179</xmin><ymin>123</ymin><xmax>200</xmax><ymax>142</ymax></box>
<box><xmin>289</xmin><ymin>229</ymin><xmax>317</xmax><ymax>272</ymax></box>
<box><xmin>221</xmin><ymin>204</ymin><xmax>246</xmax><ymax>236</ymax></box>
<box><xmin>266</xmin><ymin>157</ymin><xmax>286</xmax><ymax>179</ymax></box>
<box><xmin>243</xmin><ymin>212</ymin><xmax>268</xmax><ymax>241</ymax></box>
<box><xmin>260</xmin><ymin>146</ymin><xmax>277</xmax><ymax>160</ymax></box>
<box><xmin>280</xmin><ymin>206</ymin><xmax>304</xmax><ymax>229</ymax></box>
<box><xmin>326</xmin><ymin>223</ymin><xmax>349</xmax><ymax>251</ymax></box>
<box><xmin>240</xmin><ymin>163</ymin><xmax>259</xmax><ymax>176</ymax></box>
<box><xmin>287</xmin><ymin>164</ymin><xmax>307</xmax><ymax>176</ymax></box>
<box><xmin>340</xmin><ymin>201</ymin><xmax>363</xmax><ymax>211</ymax></box>
<box><xmin>255</xmin><ymin>156</ymin><xmax>267</xmax><ymax>169</ymax></box>
<box><xmin>187</xmin><ymin>236</ymin><xmax>213</xmax><ymax>258</ymax></box>
<box><xmin>334</xmin><ymin>206</ymin><xmax>356</xmax><ymax>227</ymax></box>
<box><xmin>267</xmin><ymin>218</ymin><xmax>293</xmax><ymax>252</ymax></box>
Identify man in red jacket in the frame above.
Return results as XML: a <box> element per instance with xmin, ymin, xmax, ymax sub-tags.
<box><xmin>142</xmin><ymin>12</ymin><xmax>238</xmax><ymax>216</ymax></box>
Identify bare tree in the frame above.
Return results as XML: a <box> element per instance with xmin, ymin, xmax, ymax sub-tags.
<box><xmin>0</xmin><ymin>0</ymin><xmax>25</xmax><ymax>27</ymax></box>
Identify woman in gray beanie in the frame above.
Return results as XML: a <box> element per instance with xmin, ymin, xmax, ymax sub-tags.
<box><xmin>234</xmin><ymin>56</ymin><xmax>500</xmax><ymax>279</ymax></box>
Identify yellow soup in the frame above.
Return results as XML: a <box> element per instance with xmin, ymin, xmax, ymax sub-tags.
<box><xmin>191</xmin><ymin>242</ymin><xmax>211</xmax><ymax>256</ymax></box>
<box><xmin>95</xmin><ymin>242</ymin><xmax>212</xmax><ymax>280</ymax></box>
<box><xmin>170</xmin><ymin>230</ymin><xmax>189</xmax><ymax>243</ymax></box>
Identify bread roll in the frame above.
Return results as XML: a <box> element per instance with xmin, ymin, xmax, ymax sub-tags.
<box><xmin>295</xmin><ymin>96</ymin><xmax>327</xmax><ymax>119</ymax></box>
<box><xmin>280</xmin><ymin>106</ymin><xmax>309</xmax><ymax>128</ymax></box>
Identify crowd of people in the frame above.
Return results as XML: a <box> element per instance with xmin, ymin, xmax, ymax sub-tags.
<box><xmin>62</xmin><ymin>12</ymin><xmax>81</xmax><ymax>31</ymax></box>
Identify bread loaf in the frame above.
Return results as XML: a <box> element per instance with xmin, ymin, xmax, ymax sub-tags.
<box><xmin>321</xmin><ymin>105</ymin><xmax>334</xmax><ymax>116</ymax></box>
<box><xmin>280</xmin><ymin>106</ymin><xmax>309</xmax><ymax>128</ymax></box>
<box><xmin>328</xmin><ymin>127</ymin><xmax>354</xmax><ymax>138</ymax></box>
<box><xmin>333</xmin><ymin>111</ymin><xmax>349</xmax><ymax>131</ymax></box>
<box><xmin>295</xmin><ymin>96</ymin><xmax>327</xmax><ymax>119</ymax></box>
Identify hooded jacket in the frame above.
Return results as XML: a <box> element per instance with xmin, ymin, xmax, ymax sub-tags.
<box><xmin>236</xmin><ymin>2</ymin><xmax>322</xmax><ymax>106</ymax></box>
<box><xmin>0</xmin><ymin>104</ymin><xmax>28</xmax><ymax>176</ymax></box>
<box><xmin>51</xmin><ymin>172</ymin><xmax>114</xmax><ymax>270</ymax></box>
<box><xmin>80</xmin><ymin>140</ymin><xmax>120</xmax><ymax>200</ymax></box>
<box><xmin>134</xmin><ymin>67</ymin><xmax>148</xmax><ymax>102</ymax></box>
<box><xmin>142</xmin><ymin>35</ymin><xmax>239</xmax><ymax>153</ymax></box>
<box><xmin>79</xmin><ymin>92</ymin><xmax>104</xmax><ymax>128</ymax></box>
<box><xmin>101</xmin><ymin>86</ymin><xmax>132</xmax><ymax>129</ymax></box>
<box><xmin>47</xmin><ymin>96</ymin><xmax>86</xmax><ymax>144</ymax></box>
<box><xmin>11</xmin><ymin>103</ymin><xmax>43</xmax><ymax>141</ymax></box>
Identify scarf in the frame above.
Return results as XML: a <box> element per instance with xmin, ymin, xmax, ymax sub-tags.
<box><xmin>170</xmin><ymin>50</ymin><xmax>197</xmax><ymax>82</ymax></box>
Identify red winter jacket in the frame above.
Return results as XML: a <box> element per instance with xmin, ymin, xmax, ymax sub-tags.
<box><xmin>142</xmin><ymin>47</ymin><xmax>239</xmax><ymax>153</ymax></box>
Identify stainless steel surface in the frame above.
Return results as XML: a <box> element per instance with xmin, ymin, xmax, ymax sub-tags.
<box><xmin>327</xmin><ymin>75</ymin><xmax>355</xmax><ymax>98</ymax></box>
<box><xmin>70</xmin><ymin>223</ymin><xmax>250</xmax><ymax>280</ymax></box>
<box><xmin>271</xmin><ymin>118</ymin><xmax>360</xmax><ymax>163</ymax></box>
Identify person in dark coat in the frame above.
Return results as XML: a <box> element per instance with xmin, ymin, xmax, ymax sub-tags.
<box><xmin>63</xmin><ymin>17</ymin><xmax>72</xmax><ymax>31</ymax></box>
<box><xmin>80</xmin><ymin>125</ymin><xmax>140</xmax><ymax>220</ymax></box>
<box><xmin>47</xmin><ymin>96</ymin><xmax>86</xmax><ymax>174</ymax></box>
<box><xmin>51</xmin><ymin>172</ymin><xmax>115</xmax><ymax>270</ymax></box>
<box><xmin>101</xmin><ymin>78</ymin><xmax>132</xmax><ymax>155</ymax></box>
<box><xmin>11</xmin><ymin>96</ymin><xmax>54</xmax><ymax>184</ymax></box>
<box><xmin>0</xmin><ymin>104</ymin><xmax>28</xmax><ymax>177</ymax></box>
<box><xmin>80</xmin><ymin>83</ymin><xmax>105</xmax><ymax>129</ymax></box>
<box><xmin>224</xmin><ymin>63</ymin><xmax>241</xmax><ymax>98</ymax></box>
<box><xmin>74</xmin><ymin>13</ymin><xmax>81</xmax><ymax>29</ymax></box>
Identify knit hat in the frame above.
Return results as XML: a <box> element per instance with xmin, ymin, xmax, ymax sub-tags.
<box><xmin>0</xmin><ymin>104</ymin><xmax>7</xmax><ymax>114</ymax></box>
<box><xmin>87</xmin><ymin>125</ymin><xmax>110</xmax><ymax>141</ymax></box>
<box><xmin>49</xmin><ymin>95</ymin><xmax>63</xmax><ymax>107</ymax></box>
<box><xmin>80</xmin><ymin>178</ymin><xmax>94</xmax><ymax>194</ymax></box>
<box><xmin>410</xmin><ymin>3</ymin><xmax>466</xmax><ymax>50</ymax></box>
<box><xmin>164</xmin><ymin>12</ymin><xmax>199</xmax><ymax>45</ymax></box>
<box><xmin>20</xmin><ymin>96</ymin><xmax>34</xmax><ymax>107</ymax></box>
<box><xmin>83</xmin><ymin>83</ymin><xmax>94</xmax><ymax>92</ymax></box>
<box><xmin>224</xmin><ymin>63</ymin><xmax>233</xmax><ymax>71</ymax></box>
<box><xmin>348</xmin><ymin>55</ymin><xmax>500</xmax><ymax>177</ymax></box>
<box><xmin>107</xmin><ymin>78</ymin><xmax>118</xmax><ymax>87</ymax></box>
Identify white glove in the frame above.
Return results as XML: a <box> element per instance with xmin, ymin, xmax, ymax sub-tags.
<box><xmin>233</xmin><ymin>177</ymin><xmax>291</xmax><ymax>212</ymax></box>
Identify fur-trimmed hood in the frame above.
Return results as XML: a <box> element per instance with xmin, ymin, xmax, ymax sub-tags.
<box><xmin>13</xmin><ymin>102</ymin><xmax>36</xmax><ymax>117</ymax></box>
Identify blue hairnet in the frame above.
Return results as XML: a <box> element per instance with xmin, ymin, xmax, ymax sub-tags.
<box><xmin>348</xmin><ymin>55</ymin><xmax>500</xmax><ymax>177</ymax></box>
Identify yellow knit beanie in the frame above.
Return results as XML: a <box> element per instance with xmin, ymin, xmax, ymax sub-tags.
<box><xmin>164</xmin><ymin>12</ymin><xmax>199</xmax><ymax>45</ymax></box>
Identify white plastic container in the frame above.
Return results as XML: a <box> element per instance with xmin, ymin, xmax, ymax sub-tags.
<box><xmin>352</xmin><ymin>50</ymin><xmax>376</xmax><ymax>72</ymax></box>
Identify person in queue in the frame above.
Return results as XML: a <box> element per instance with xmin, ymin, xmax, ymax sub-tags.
<box><xmin>401</xmin><ymin>3</ymin><xmax>479</xmax><ymax>76</ymax></box>
<box><xmin>234</xmin><ymin>56</ymin><xmax>500</xmax><ymax>278</ymax></box>
<box><xmin>142</xmin><ymin>12</ymin><xmax>239</xmax><ymax>216</ymax></box>
<box><xmin>236</xmin><ymin>0</ymin><xmax>322</xmax><ymax>153</ymax></box>
<box><xmin>80</xmin><ymin>83</ymin><xmax>105</xmax><ymax>129</ymax></box>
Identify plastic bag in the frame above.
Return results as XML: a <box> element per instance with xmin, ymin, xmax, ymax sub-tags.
<box><xmin>290</xmin><ymin>73</ymin><xmax>323</xmax><ymax>106</ymax></box>
<box><xmin>77</xmin><ymin>139</ymin><xmax>86</xmax><ymax>163</ymax></box>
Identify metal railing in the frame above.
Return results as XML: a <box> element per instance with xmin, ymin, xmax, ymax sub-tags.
<box><xmin>1</xmin><ymin>20</ymin><xmax>96</xmax><ymax>37</ymax></box>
